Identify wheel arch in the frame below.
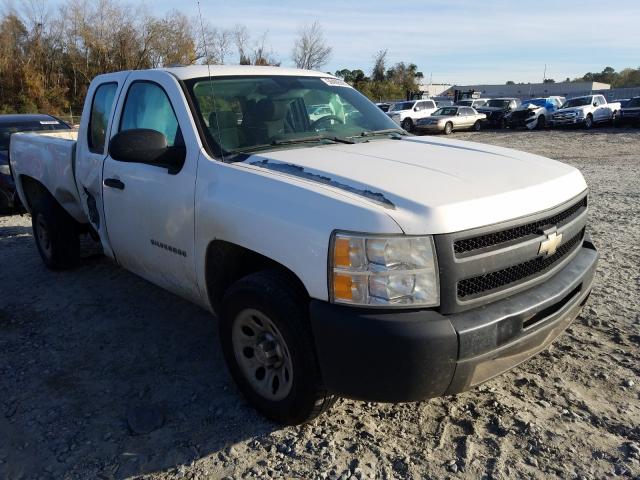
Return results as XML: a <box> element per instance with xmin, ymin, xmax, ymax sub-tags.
<box><xmin>204</xmin><ymin>239</ymin><xmax>310</xmax><ymax>314</ymax></box>
<box><xmin>19</xmin><ymin>175</ymin><xmax>51</xmax><ymax>212</ymax></box>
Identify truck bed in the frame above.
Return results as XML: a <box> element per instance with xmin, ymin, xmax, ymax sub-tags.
<box><xmin>10</xmin><ymin>130</ymin><xmax>88</xmax><ymax>223</ymax></box>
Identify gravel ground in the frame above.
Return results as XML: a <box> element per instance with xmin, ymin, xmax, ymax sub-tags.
<box><xmin>1</xmin><ymin>127</ymin><xmax>639</xmax><ymax>480</ymax></box>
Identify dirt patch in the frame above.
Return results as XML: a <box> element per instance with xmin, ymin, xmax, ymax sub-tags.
<box><xmin>1</xmin><ymin>127</ymin><xmax>639</xmax><ymax>479</ymax></box>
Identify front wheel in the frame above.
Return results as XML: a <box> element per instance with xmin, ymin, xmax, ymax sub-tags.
<box><xmin>444</xmin><ymin>122</ymin><xmax>453</xmax><ymax>135</ymax></box>
<box><xmin>31</xmin><ymin>195</ymin><xmax>80</xmax><ymax>270</ymax></box>
<box><xmin>401</xmin><ymin>118</ymin><xmax>413</xmax><ymax>132</ymax></box>
<box><xmin>536</xmin><ymin>115</ymin><xmax>546</xmax><ymax>129</ymax></box>
<box><xmin>220</xmin><ymin>270</ymin><xmax>336</xmax><ymax>425</ymax></box>
<box><xmin>584</xmin><ymin>114</ymin><xmax>593</xmax><ymax>129</ymax></box>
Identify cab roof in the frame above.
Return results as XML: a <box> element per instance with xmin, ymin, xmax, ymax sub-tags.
<box><xmin>159</xmin><ymin>65</ymin><xmax>334</xmax><ymax>80</ymax></box>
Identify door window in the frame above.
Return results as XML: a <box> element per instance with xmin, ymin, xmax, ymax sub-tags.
<box><xmin>425</xmin><ymin>101</ymin><xmax>436</xmax><ymax>109</ymax></box>
<box><xmin>120</xmin><ymin>81</ymin><xmax>181</xmax><ymax>146</ymax></box>
<box><xmin>88</xmin><ymin>82</ymin><xmax>118</xmax><ymax>154</ymax></box>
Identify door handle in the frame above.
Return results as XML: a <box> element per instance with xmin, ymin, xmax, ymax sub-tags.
<box><xmin>104</xmin><ymin>178</ymin><xmax>125</xmax><ymax>190</ymax></box>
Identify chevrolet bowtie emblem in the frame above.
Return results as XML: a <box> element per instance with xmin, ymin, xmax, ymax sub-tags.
<box><xmin>539</xmin><ymin>231</ymin><xmax>563</xmax><ymax>256</ymax></box>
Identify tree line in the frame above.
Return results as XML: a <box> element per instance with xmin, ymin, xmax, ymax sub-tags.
<box><xmin>0</xmin><ymin>1</ymin><xmax>424</xmax><ymax>115</ymax></box>
<box><xmin>0</xmin><ymin>0</ymin><xmax>301</xmax><ymax>116</ymax></box>
<box><xmin>2</xmin><ymin>1</ymin><xmax>638</xmax><ymax>118</ymax></box>
<box><xmin>505</xmin><ymin>66</ymin><xmax>640</xmax><ymax>87</ymax></box>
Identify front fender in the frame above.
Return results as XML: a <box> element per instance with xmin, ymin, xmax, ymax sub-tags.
<box><xmin>193</xmin><ymin>151</ymin><xmax>403</xmax><ymax>306</ymax></box>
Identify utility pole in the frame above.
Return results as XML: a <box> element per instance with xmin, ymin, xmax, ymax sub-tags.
<box><xmin>543</xmin><ymin>64</ymin><xmax>547</xmax><ymax>83</ymax></box>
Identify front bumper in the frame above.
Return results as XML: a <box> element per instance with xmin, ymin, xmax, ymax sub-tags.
<box><xmin>309</xmin><ymin>238</ymin><xmax>598</xmax><ymax>402</ymax></box>
<box><xmin>415</xmin><ymin>123</ymin><xmax>444</xmax><ymax>132</ymax></box>
<box><xmin>551</xmin><ymin>116</ymin><xmax>584</xmax><ymax>126</ymax></box>
<box><xmin>479</xmin><ymin>113</ymin><xmax>505</xmax><ymax>127</ymax></box>
<box><xmin>507</xmin><ymin>116</ymin><xmax>537</xmax><ymax>129</ymax></box>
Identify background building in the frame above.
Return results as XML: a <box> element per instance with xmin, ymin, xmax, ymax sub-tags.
<box><xmin>441</xmin><ymin>81</ymin><xmax>614</xmax><ymax>99</ymax></box>
<box><xmin>418</xmin><ymin>83</ymin><xmax>453</xmax><ymax>97</ymax></box>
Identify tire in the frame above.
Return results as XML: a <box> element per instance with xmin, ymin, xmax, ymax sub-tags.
<box><xmin>611</xmin><ymin>110</ymin><xmax>619</xmax><ymax>127</ymax></box>
<box><xmin>220</xmin><ymin>270</ymin><xmax>336</xmax><ymax>425</ymax></box>
<box><xmin>401</xmin><ymin>118</ymin><xmax>413</xmax><ymax>132</ymax></box>
<box><xmin>499</xmin><ymin>117</ymin><xmax>507</xmax><ymax>129</ymax></box>
<box><xmin>444</xmin><ymin>122</ymin><xmax>453</xmax><ymax>135</ymax></box>
<box><xmin>584</xmin><ymin>114</ymin><xmax>593</xmax><ymax>129</ymax></box>
<box><xmin>473</xmin><ymin>120</ymin><xmax>481</xmax><ymax>132</ymax></box>
<box><xmin>31</xmin><ymin>194</ymin><xmax>80</xmax><ymax>270</ymax></box>
<box><xmin>536</xmin><ymin>115</ymin><xmax>546</xmax><ymax>130</ymax></box>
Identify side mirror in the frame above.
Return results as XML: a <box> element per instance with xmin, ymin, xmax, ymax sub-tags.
<box><xmin>593</xmin><ymin>102</ymin><xmax>598</xmax><ymax>107</ymax></box>
<box><xmin>109</xmin><ymin>129</ymin><xmax>185</xmax><ymax>174</ymax></box>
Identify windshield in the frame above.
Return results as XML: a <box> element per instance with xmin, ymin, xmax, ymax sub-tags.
<box><xmin>0</xmin><ymin>119</ymin><xmax>70</xmax><ymax>151</ymax></box>
<box><xmin>521</xmin><ymin>98</ymin><xmax>546</xmax><ymax>108</ymax></box>
<box><xmin>433</xmin><ymin>107</ymin><xmax>458</xmax><ymax>116</ymax></box>
<box><xmin>185</xmin><ymin>76</ymin><xmax>401</xmax><ymax>157</ymax></box>
<box><xmin>561</xmin><ymin>97</ymin><xmax>591</xmax><ymax>108</ymax></box>
<box><xmin>486</xmin><ymin>99</ymin><xmax>511</xmax><ymax>108</ymax></box>
<box><xmin>628</xmin><ymin>98</ymin><xmax>640</xmax><ymax>107</ymax></box>
<box><xmin>389</xmin><ymin>101</ymin><xmax>415</xmax><ymax>111</ymax></box>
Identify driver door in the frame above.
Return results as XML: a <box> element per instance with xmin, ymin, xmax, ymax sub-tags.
<box><xmin>101</xmin><ymin>70</ymin><xmax>201</xmax><ymax>303</ymax></box>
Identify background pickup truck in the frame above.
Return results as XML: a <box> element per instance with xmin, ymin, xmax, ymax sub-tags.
<box><xmin>10</xmin><ymin>65</ymin><xmax>598</xmax><ymax>425</ymax></box>
<box><xmin>550</xmin><ymin>95</ymin><xmax>621</xmax><ymax>129</ymax></box>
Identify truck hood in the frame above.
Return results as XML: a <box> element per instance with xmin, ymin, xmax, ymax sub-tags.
<box><xmin>241</xmin><ymin>136</ymin><xmax>587</xmax><ymax>234</ymax></box>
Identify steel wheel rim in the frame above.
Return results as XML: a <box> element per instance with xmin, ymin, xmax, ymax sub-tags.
<box><xmin>36</xmin><ymin>214</ymin><xmax>52</xmax><ymax>259</ymax></box>
<box><xmin>232</xmin><ymin>308</ymin><xmax>294</xmax><ymax>401</ymax></box>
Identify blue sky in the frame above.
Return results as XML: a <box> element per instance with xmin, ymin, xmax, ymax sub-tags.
<box><xmin>53</xmin><ymin>0</ymin><xmax>640</xmax><ymax>84</ymax></box>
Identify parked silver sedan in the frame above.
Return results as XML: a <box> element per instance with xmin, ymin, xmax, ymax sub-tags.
<box><xmin>414</xmin><ymin>106</ymin><xmax>486</xmax><ymax>134</ymax></box>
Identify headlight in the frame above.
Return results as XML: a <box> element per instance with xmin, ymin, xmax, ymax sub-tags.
<box><xmin>0</xmin><ymin>164</ymin><xmax>10</xmax><ymax>175</ymax></box>
<box><xmin>329</xmin><ymin>232</ymin><xmax>439</xmax><ymax>307</ymax></box>
<box><xmin>575</xmin><ymin>110</ymin><xmax>584</xmax><ymax>117</ymax></box>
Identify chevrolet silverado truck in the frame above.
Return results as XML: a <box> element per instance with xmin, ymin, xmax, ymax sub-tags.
<box><xmin>10</xmin><ymin>66</ymin><xmax>598</xmax><ymax>425</ymax></box>
<box><xmin>550</xmin><ymin>95</ymin><xmax>620</xmax><ymax>129</ymax></box>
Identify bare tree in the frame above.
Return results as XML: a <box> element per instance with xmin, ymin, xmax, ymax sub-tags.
<box><xmin>371</xmin><ymin>49</ymin><xmax>386</xmax><ymax>82</ymax></box>
<box><xmin>291</xmin><ymin>20</ymin><xmax>331</xmax><ymax>70</ymax></box>
<box><xmin>252</xmin><ymin>31</ymin><xmax>279</xmax><ymax>66</ymax></box>
<box><xmin>233</xmin><ymin>24</ymin><xmax>250</xmax><ymax>65</ymax></box>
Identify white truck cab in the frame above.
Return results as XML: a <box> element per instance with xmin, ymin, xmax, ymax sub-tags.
<box><xmin>387</xmin><ymin>99</ymin><xmax>437</xmax><ymax>131</ymax></box>
<box><xmin>10</xmin><ymin>66</ymin><xmax>598</xmax><ymax>424</ymax></box>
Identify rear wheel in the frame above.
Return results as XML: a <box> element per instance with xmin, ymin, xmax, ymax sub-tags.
<box><xmin>220</xmin><ymin>270</ymin><xmax>336</xmax><ymax>425</ymax></box>
<box><xmin>444</xmin><ymin>122</ymin><xmax>453</xmax><ymax>135</ymax></box>
<box><xmin>401</xmin><ymin>118</ymin><xmax>413</xmax><ymax>132</ymax></box>
<box><xmin>31</xmin><ymin>195</ymin><xmax>80</xmax><ymax>270</ymax></box>
<box><xmin>473</xmin><ymin>120</ymin><xmax>482</xmax><ymax>132</ymax></box>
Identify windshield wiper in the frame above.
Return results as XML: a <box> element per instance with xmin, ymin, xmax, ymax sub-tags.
<box><xmin>272</xmin><ymin>134</ymin><xmax>355</xmax><ymax>145</ymax></box>
<box><xmin>224</xmin><ymin>134</ymin><xmax>355</xmax><ymax>159</ymax></box>
<box><xmin>352</xmin><ymin>128</ymin><xmax>407</xmax><ymax>139</ymax></box>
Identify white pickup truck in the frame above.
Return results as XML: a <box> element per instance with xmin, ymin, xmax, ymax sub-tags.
<box><xmin>550</xmin><ymin>94</ymin><xmax>620</xmax><ymax>129</ymax></box>
<box><xmin>386</xmin><ymin>99</ymin><xmax>438</xmax><ymax>132</ymax></box>
<box><xmin>10</xmin><ymin>66</ymin><xmax>598</xmax><ymax>425</ymax></box>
